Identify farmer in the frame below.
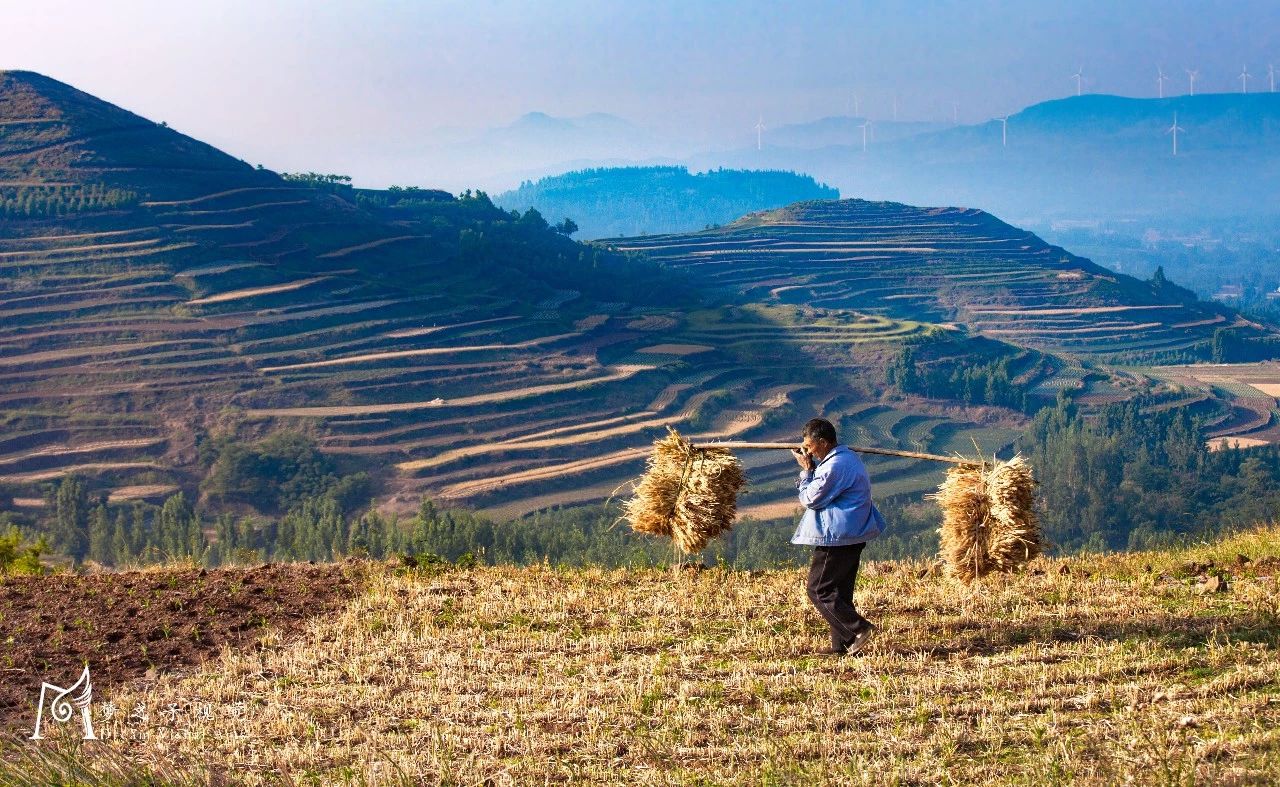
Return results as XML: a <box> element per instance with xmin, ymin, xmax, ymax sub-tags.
<box><xmin>791</xmin><ymin>417</ymin><xmax>884</xmax><ymax>655</ymax></box>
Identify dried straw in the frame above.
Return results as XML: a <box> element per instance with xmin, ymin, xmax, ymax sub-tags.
<box><xmin>931</xmin><ymin>454</ymin><xmax>1040</xmax><ymax>582</ymax></box>
<box><xmin>622</xmin><ymin>427</ymin><xmax>745</xmax><ymax>553</ymax></box>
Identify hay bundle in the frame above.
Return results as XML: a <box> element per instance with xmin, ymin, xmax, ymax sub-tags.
<box><xmin>622</xmin><ymin>427</ymin><xmax>745</xmax><ymax>553</ymax></box>
<box><xmin>624</xmin><ymin>428</ymin><xmax>1039</xmax><ymax>569</ymax></box>
<box><xmin>932</xmin><ymin>454</ymin><xmax>1040</xmax><ymax>582</ymax></box>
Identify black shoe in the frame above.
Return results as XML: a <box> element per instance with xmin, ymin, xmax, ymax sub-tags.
<box><xmin>845</xmin><ymin>621</ymin><xmax>877</xmax><ymax>654</ymax></box>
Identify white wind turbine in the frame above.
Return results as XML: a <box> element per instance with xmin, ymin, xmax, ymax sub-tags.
<box><xmin>1156</xmin><ymin>66</ymin><xmax>1169</xmax><ymax>98</ymax></box>
<box><xmin>997</xmin><ymin>116</ymin><xmax>1009</xmax><ymax>147</ymax></box>
<box><xmin>755</xmin><ymin>116</ymin><xmax>765</xmax><ymax>150</ymax></box>
<box><xmin>1072</xmin><ymin>66</ymin><xmax>1084</xmax><ymax>96</ymax></box>
<box><xmin>1240</xmin><ymin>65</ymin><xmax>1252</xmax><ymax>94</ymax></box>
<box><xmin>1185</xmin><ymin>68</ymin><xmax>1199</xmax><ymax>96</ymax></box>
<box><xmin>852</xmin><ymin>92</ymin><xmax>860</xmax><ymax>116</ymax></box>
<box><xmin>1270</xmin><ymin>64</ymin><xmax>1276</xmax><ymax>93</ymax></box>
<box><xmin>952</xmin><ymin>101</ymin><xmax>959</xmax><ymax>124</ymax></box>
<box><xmin>859</xmin><ymin>119</ymin><xmax>873</xmax><ymax>152</ymax></box>
<box><xmin>892</xmin><ymin>95</ymin><xmax>899</xmax><ymax>121</ymax></box>
<box><xmin>1166</xmin><ymin>112</ymin><xmax>1184</xmax><ymax>156</ymax></box>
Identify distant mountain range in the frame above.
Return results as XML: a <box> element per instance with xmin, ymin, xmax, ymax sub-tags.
<box><xmin>494</xmin><ymin>166</ymin><xmax>839</xmax><ymax>239</ymax></box>
<box><xmin>366</xmin><ymin>111</ymin><xmax>683</xmax><ymax>193</ymax></box>
<box><xmin>766</xmin><ymin>116</ymin><xmax>947</xmax><ymax>149</ymax></box>
<box><xmin>691</xmin><ymin>94</ymin><xmax>1280</xmax><ymax>226</ymax></box>
<box><xmin>415</xmin><ymin>94</ymin><xmax>1280</xmax><ymax>229</ymax></box>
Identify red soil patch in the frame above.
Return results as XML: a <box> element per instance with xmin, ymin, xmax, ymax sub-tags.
<box><xmin>0</xmin><ymin>560</ymin><xmax>374</xmax><ymax>734</ymax></box>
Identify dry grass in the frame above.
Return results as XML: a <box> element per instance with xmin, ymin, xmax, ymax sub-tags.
<box><xmin>623</xmin><ymin>427</ymin><xmax>745</xmax><ymax>553</ymax></box>
<box><xmin>935</xmin><ymin>455</ymin><xmax>1041</xmax><ymax>582</ymax></box>
<box><xmin>28</xmin><ymin>526</ymin><xmax>1274</xmax><ymax>784</ymax></box>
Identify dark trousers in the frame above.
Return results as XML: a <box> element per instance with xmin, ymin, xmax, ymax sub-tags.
<box><xmin>806</xmin><ymin>543</ymin><xmax>868</xmax><ymax>650</ymax></box>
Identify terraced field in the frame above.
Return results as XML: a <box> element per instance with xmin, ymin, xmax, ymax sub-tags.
<box><xmin>1131</xmin><ymin>363</ymin><xmax>1280</xmax><ymax>448</ymax></box>
<box><xmin>3</xmin><ymin>71</ymin><xmax>970</xmax><ymax>522</ymax></box>
<box><xmin>5</xmin><ymin>70</ymin><xmax>1275</xmax><ymax>534</ymax></box>
<box><xmin>606</xmin><ymin>200</ymin><xmax>1258</xmax><ymax>360</ymax></box>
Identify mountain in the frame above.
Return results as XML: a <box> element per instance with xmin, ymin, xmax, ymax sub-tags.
<box><xmin>604</xmin><ymin>198</ymin><xmax>1271</xmax><ymax>361</ymax></box>
<box><xmin>687</xmin><ymin>93</ymin><xmax>1280</xmax><ymax>225</ymax></box>
<box><xmin>374</xmin><ymin>111</ymin><xmax>682</xmax><ymax>193</ymax></box>
<box><xmin>2</xmin><ymin>71</ymin><xmax>1277</xmax><ymax>537</ymax></box>
<box><xmin>494</xmin><ymin>166</ymin><xmax>839</xmax><ymax>239</ymax></box>
<box><xmin>768</xmin><ymin>116</ymin><xmax>946</xmax><ymax>149</ymax></box>
<box><xmin>0</xmin><ymin>70</ymin><xmax>273</xmax><ymax>198</ymax></box>
<box><xmin>478</xmin><ymin>112</ymin><xmax>658</xmax><ymax>157</ymax></box>
<box><xmin>0</xmin><ymin>71</ymin><xmax>702</xmax><ymax>520</ymax></box>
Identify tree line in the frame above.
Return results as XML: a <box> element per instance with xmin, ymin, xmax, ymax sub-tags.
<box><xmin>0</xmin><ymin>183</ymin><xmax>138</xmax><ymax>219</ymax></box>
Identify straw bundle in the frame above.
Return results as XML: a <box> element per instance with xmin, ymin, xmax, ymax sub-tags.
<box><xmin>932</xmin><ymin>454</ymin><xmax>1040</xmax><ymax>582</ymax></box>
<box><xmin>622</xmin><ymin>427</ymin><xmax>745</xmax><ymax>553</ymax></box>
<box><xmin>624</xmin><ymin>428</ymin><xmax>1039</xmax><ymax>569</ymax></box>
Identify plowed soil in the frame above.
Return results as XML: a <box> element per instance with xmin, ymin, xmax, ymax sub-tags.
<box><xmin>0</xmin><ymin>560</ymin><xmax>374</xmax><ymax>734</ymax></box>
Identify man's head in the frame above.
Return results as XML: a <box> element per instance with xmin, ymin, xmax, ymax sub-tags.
<box><xmin>801</xmin><ymin>417</ymin><xmax>838</xmax><ymax>460</ymax></box>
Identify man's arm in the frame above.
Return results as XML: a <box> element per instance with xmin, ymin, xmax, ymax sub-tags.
<box><xmin>797</xmin><ymin>463</ymin><xmax>844</xmax><ymax>510</ymax></box>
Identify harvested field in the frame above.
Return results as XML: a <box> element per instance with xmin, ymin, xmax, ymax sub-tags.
<box><xmin>0</xmin><ymin>462</ymin><xmax>168</xmax><ymax>483</ymax></box>
<box><xmin>635</xmin><ymin>343</ymin><xmax>714</xmax><ymax>356</ymax></box>
<box><xmin>246</xmin><ymin>364</ymin><xmax>655</xmax><ymax>417</ymax></box>
<box><xmin>106</xmin><ymin>484</ymin><xmax>181</xmax><ymax>502</ymax></box>
<box><xmin>186</xmin><ymin>277</ymin><xmax>328</xmax><ymax>305</ymax></box>
<box><xmin>606</xmin><ymin>200</ymin><xmax>1247</xmax><ymax>359</ymax></box>
<box><xmin>8</xmin><ymin>529</ymin><xmax>1277</xmax><ymax>784</ymax></box>
<box><xmin>256</xmin><ymin>330</ymin><xmax>584</xmax><ymax>372</ymax></box>
<box><xmin>316</xmin><ymin>235</ymin><xmax>419</xmax><ymax>258</ymax></box>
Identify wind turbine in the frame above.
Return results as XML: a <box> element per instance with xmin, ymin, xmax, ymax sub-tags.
<box><xmin>1072</xmin><ymin>66</ymin><xmax>1084</xmax><ymax>96</ymax></box>
<box><xmin>952</xmin><ymin>101</ymin><xmax>959</xmax><ymax>124</ymax></box>
<box><xmin>1185</xmin><ymin>68</ymin><xmax>1199</xmax><ymax>96</ymax></box>
<box><xmin>1270</xmin><ymin>64</ymin><xmax>1276</xmax><ymax>93</ymax></box>
<box><xmin>892</xmin><ymin>95</ymin><xmax>899</xmax><ymax>121</ymax></box>
<box><xmin>1156</xmin><ymin>66</ymin><xmax>1169</xmax><ymax>98</ymax></box>
<box><xmin>1240</xmin><ymin>65</ymin><xmax>1252</xmax><ymax>94</ymax></box>
<box><xmin>755</xmin><ymin>116</ymin><xmax>765</xmax><ymax>150</ymax></box>
<box><xmin>859</xmin><ymin>119</ymin><xmax>873</xmax><ymax>152</ymax></box>
<box><xmin>852</xmin><ymin>92</ymin><xmax>860</xmax><ymax>116</ymax></box>
<box><xmin>1166</xmin><ymin>112</ymin><xmax>1184</xmax><ymax>156</ymax></box>
<box><xmin>997</xmin><ymin>116</ymin><xmax>1009</xmax><ymax>147</ymax></box>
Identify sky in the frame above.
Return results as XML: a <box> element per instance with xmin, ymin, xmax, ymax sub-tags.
<box><xmin>3</xmin><ymin>0</ymin><xmax>1278</xmax><ymax>188</ymax></box>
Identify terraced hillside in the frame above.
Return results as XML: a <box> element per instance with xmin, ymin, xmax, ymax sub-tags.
<box><xmin>1126</xmin><ymin>362</ymin><xmax>1280</xmax><ymax>450</ymax></box>
<box><xmin>7</xmin><ymin>71</ymin><xmax>1271</xmax><ymax>530</ymax></box>
<box><xmin>606</xmin><ymin>200</ymin><xmax>1266</xmax><ymax>362</ymax></box>
<box><xmin>2</xmin><ymin>71</ymin><xmax>1019</xmax><ymax>522</ymax></box>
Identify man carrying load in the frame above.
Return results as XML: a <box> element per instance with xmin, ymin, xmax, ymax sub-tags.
<box><xmin>791</xmin><ymin>417</ymin><xmax>884</xmax><ymax>655</ymax></box>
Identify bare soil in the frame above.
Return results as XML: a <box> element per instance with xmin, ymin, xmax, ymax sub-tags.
<box><xmin>0</xmin><ymin>560</ymin><xmax>373</xmax><ymax>734</ymax></box>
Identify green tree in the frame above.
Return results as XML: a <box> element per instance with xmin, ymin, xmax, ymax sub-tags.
<box><xmin>88</xmin><ymin>504</ymin><xmax>113</xmax><ymax>565</ymax></box>
<box><xmin>51</xmin><ymin>476</ymin><xmax>89</xmax><ymax>561</ymax></box>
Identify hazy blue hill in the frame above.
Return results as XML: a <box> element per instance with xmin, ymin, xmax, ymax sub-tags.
<box><xmin>687</xmin><ymin>93</ymin><xmax>1280</xmax><ymax>225</ymax></box>
<box><xmin>486</xmin><ymin>112</ymin><xmax>650</xmax><ymax>149</ymax></box>
<box><xmin>905</xmin><ymin>93</ymin><xmax>1280</xmax><ymax>152</ymax></box>
<box><xmin>769</xmin><ymin>116</ymin><xmax>946</xmax><ymax>149</ymax></box>
<box><xmin>494</xmin><ymin>166</ymin><xmax>839</xmax><ymax>239</ymax></box>
<box><xmin>402</xmin><ymin>112</ymin><xmax>678</xmax><ymax>192</ymax></box>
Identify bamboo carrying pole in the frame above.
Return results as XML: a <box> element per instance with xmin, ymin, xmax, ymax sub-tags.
<box><xmin>690</xmin><ymin>441</ymin><xmax>984</xmax><ymax>467</ymax></box>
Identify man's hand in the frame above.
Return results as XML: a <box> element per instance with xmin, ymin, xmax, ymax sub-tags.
<box><xmin>792</xmin><ymin>447</ymin><xmax>815</xmax><ymax>473</ymax></box>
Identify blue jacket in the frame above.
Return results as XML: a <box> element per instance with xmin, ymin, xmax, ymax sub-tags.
<box><xmin>791</xmin><ymin>444</ymin><xmax>885</xmax><ymax>546</ymax></box>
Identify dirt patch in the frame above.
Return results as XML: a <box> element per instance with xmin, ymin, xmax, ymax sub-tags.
<box><xmin>0</xmin><ymin>560</ymin><xmax>375</xmax><ymax>734</ymax></box>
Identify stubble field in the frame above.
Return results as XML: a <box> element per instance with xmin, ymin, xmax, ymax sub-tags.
<box><xmin>3</xmin><ymin>528</ymin><xmax>1279</xmax><ymax>785</ymax></box>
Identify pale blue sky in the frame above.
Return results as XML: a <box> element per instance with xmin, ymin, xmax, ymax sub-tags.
<box><xmin>3</xmin><ymin>0</ymin><xmax>1277</xmax><ymax>186</ymax></box>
